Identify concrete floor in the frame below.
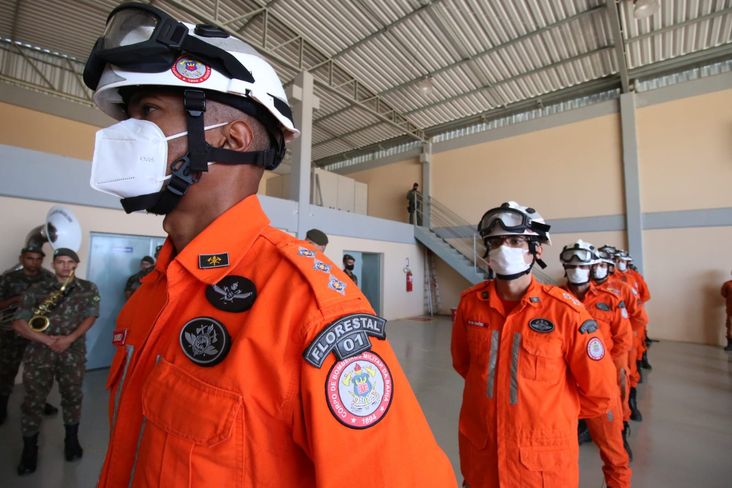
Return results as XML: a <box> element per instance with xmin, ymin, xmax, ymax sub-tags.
<box><xmin>1</xmin><ymin>316</ymin><xmax>730</xmax><ymax>487</ymax></box>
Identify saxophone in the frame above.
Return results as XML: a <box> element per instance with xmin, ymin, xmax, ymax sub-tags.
<box><xmin>28</xmin><ymin>272</ymin><xmax>75</xmax><ymax>333</ymax></box>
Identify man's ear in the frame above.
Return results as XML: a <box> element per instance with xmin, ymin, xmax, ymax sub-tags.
<box><xmin>534</xmin><ymin>243</ymin><xmax>544</xmax><ymax>259</ymax></box>
<box><xmin>223</xmin><ymin>120</ymin><xmax>254</xmax><ymax>151</ymax></box>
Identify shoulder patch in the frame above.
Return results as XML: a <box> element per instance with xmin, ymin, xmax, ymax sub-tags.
<box><xmin>587</xmin><ymin>337</ymin><xmax>605</xmax><ymax>360</ymax></box>
<box><xmin>595</xmin><ymin>302</ymin><xmax>611</xmax><ymax>311</ymax></box>
<box><xmin>579</xmin><ymin>319</ymin><xmax>598</xmax><ymax>334</ymax></box>
<box><xmin>304</xmin><ymin>314</ymin><xmax>387</xmax><ymax>368</ymax></box>
<box><xmin>544</xmin><ymin>285</ymin><xmax>584</xmax><ymax>312</ymax></box>
<box><xmin>326</xmin><ymin>351</ymin><xmax>393</xmax><ymax>429</ymax></box>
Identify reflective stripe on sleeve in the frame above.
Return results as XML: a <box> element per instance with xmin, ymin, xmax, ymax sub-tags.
<box><xmin>486</xmin><ymin>330</ymin><xmax>500</xmax><ymax>399</ymax></box>
<box><xmin>510</xmin><ymin>332</ymin><xmax>521</xmax><ymax>405</ymax></box>
<box><xmin>112</xmin><ymin>345</ymin><xmax>134</xmax><ymax>429</ymax></box>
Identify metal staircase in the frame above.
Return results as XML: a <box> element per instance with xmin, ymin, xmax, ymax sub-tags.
<box><xmin>412</xmin><ymin>192</ymin><xmax>556</xmax><ymax>286</ymax></box>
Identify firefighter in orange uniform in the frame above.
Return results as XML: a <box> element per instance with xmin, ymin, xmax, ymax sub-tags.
<box><xmin>593</xmin><ymin>248</ymin><xmax>644</xmax><ymax>422</ymax></box>
<box><xmin>84</xmin><ymin>3</ymin><xmax>456</xmax><ymax>486</ymax></box>
<box><xmin>616</xmin><ymin>251</ymin><xmax>653</xmax><ymax>370</ymax></box>
<box><xmin>561</xmin><ymin>240</ymin><xmax>633</xmax><ymax>487</ymax></box>
<box><xmin>452</xmin><ymin>202</ymin><xmax>617</xmax><ymax>488</ymax></box>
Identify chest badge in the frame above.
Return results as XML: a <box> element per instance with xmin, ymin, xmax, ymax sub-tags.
<box><xmin>529</xmin><ymin>318</ymin><xmax>555</xmax><ymax>333</ymax></box>
<box><xmin>198</xmin><ymin>253</ymin><xmax>229</xmax><ymax>269</ymax></box>
<box><xmin>595</xmin><ymin>302</ymin><xmax>611</xmax><ymax>311</ymax></box>
<box><xmin>179</xmin><ymin>317</ymin><xmax>231</xmax><ymax>367</ymax></box>
<box><xmin>205</xmin><ymin>275</ymin><xmax>256</xmax><ymax>312</ymax></box>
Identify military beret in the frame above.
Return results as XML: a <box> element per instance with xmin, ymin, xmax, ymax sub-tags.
<box><xmin>305</xmin><ymin>229</ymin><xmax>328</xmax><ymax>246</ymax></box>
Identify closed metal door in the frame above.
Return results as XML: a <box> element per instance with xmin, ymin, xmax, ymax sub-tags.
<box><xmin>85</xmin><ymin>232</ymin><xmax>164</xmax><ymax>369</ymax></box>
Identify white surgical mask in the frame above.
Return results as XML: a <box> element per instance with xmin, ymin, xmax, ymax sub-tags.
<box><xmin>489</xmin><ymin>245</ymin><xmax>531</xmax><ymax>278</ymax></box>
<box><xmin>566</xmin><ymin>268</ymin><xmax>590</xmax><ymax>284</ymax></box>
<box><xmin>90</xmin><ymin>118</ymin><xmax>228</xmax><ymax>199</ymax></box>
<box><xmin>617</xmin><ymin>261</ymin><xmax>628</xmax><ymax>272</ymax></box>
<box><xmin>593</xmin><ymin>267</ymin><xmax>608</xmax><ymax>280</ymax></box>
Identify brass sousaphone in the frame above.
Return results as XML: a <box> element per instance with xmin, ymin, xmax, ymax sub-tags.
<box><xmin>3</xmin><ymin>206</ymin><xmax>83</xmax><ymax>332</ymax></box>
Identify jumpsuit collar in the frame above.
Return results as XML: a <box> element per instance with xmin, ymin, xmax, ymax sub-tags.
<box><xmin>485</xmin><ymin>275</ymin><xmax>543</xmax><ymax>317</ymax></box>
<box><xmin>145</xmin><ymin>195</ymin><xmax>271</xmax><ymax>286</ymax></box>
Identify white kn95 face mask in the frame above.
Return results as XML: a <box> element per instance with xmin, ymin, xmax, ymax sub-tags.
<box><xmin>90</xmin><ymin>118</ymin><xmax>228</xmax><ymax>199</ymax></box>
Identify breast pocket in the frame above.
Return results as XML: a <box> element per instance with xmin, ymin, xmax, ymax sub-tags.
<box><xmin>519</xmin><ymin>336</ymin><xmax>565</xmax><ymax>384</ymax></box>
<box><xmin>135</xmin><ymin>359</ymin><xmax>244</xmax><ymax>487</ymax></box>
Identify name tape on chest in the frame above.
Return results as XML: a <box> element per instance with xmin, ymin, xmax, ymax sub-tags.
<box><xmin>304</xmin><ymin>314</ymin><xmax>387</xmax><ymax>368</ymax></box>
<box><xmin>467</xmin><ymin>319</ymin><xmax>486</xmax><ymax>327</ymax></box>
<box><xmin>112</xmin><ymin>328</ymin><xmax>128</xmax><ymax>346</ymax></box>
<box><xmin>529</xmin><ymin>318</ymin><xmax>555</xmax><ymax>333</ymax></box>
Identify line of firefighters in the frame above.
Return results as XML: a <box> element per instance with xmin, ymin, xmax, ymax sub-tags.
<box><xmin>453</xmin><ymin>201</ymin><xmax>653</xmax><ymax>488</ymax></box>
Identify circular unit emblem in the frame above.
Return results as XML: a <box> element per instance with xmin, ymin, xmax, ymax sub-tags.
<box><xmin>171</xmin><ymin>57</ymin><xmax>212</xmax><ymax>83</ymax></box>
<box><xmin>179</xmin><ymin>317</ymin><xmax>231</xmax><ymax>367</ymax></box>
<box><xmin>587</xmin><ymin>337</ymin><xmax>605</xmax><ymax>361</ymax></box>
<box><xmin>205</xmin><ymin>275</ymin><xmax>256</xmax><ymax>313</ymax></box>
<box><xmin>326</xmin><ymin>351</ymin><xmax>393</xmax><ymax>429</ymax></box>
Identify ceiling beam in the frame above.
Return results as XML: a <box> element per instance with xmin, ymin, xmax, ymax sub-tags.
<box><xmin>606</xmin><ymin>0</ymin><xmax>631</xmax><ymax>93</ymax></box>
<box><xmin>315</xmin><ymin>76</ymin><xmax>620</xmax><ymax>167</ymax></box>
<box><xmin>629</xmin><ymin>6</ymin><xmax>732</xmax><ymax>43</ymax></box>
<box><xmin>162</xmin><ymin>0</ymin><xmax>425</xmax><ymax>142</ymax></box>
<box><xmin>312</xmin><ymin>5</ymin><xmax>606</xmax><ymax>125</ymax></box>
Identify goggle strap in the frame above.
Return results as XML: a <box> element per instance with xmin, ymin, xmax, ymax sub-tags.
<box><xmin>182</xmin><ymin>36</ymin><xmax>255</xmax><ymax>83</ymax></box>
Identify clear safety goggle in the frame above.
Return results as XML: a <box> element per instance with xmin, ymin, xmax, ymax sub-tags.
<box><xmin>83</xmin><ymin>2</ymin><xmax>253</xmax><ymax>90</ymax></box>
<box><xmin>560</xmin><ymin>248</ymin><xmax>596</xmax><ymax>264</ymax></box>
<box><xmin>478</xmin><ymin>207</ymin><xmax>532</xmax><ymax>237</ymax></box>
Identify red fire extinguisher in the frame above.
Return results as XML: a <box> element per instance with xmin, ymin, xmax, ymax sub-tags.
<box><xmin>404</xmin><ymin>259</ymin><xmax>413</xmax><ymax>292</ymax></box>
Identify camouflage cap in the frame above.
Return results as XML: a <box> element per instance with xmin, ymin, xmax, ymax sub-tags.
<box><xmin>53</xmin><ymin>248</ymin><xmax>80</xmax><ymax>263</ymax></box>
<box><xmin>21</xmin><ymin>246</ymin><xmax>45</xmax><ymax>257</ymax></box>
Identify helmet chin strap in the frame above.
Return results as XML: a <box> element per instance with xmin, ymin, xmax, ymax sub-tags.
<box><xmin>494</xmin><ymin>263</ymin><xmax>534</xmax><ymax>281</ymax></box>
<box><xmin>120</xmin><ymin>89</ymin><xmax>284</xmax><ymax>215</ymax></box>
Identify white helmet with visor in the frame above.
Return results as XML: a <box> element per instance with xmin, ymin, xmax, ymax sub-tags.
<box><xmin>84</xmin><ymin>2</ymin><xmax>298</xmax><ymax>214</ymax></box>
<box><xmin>560</xmin><ymin>239</ymin><xmax>600</xmax><ymax>266</ymax></box>
<box><xmin>477</xmin><ymin>201</ymin><xmax>551</xmax><ymax>244</ymax></box>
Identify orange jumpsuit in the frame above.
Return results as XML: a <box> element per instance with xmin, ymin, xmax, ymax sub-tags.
<box><xmin>452</xmin><ymin>278</ymin><xmax>617</xmax><ymax>488</ymax></box>
<box><xmin>722</xmin><ymin>280</ymin><xmax>732</xmax><ymax>338</ymax></box>
<box><xmin>606</xmin><ymin>275</ymin><xmax>646</xmax><ymax>388</ymax></box>
<box><xmin>627</xmin><ymin>268</ymin><xmax>651</xmax><ymax>353</ymax></box>
<box><xmin>98</xmin><ymin>196</ymin><xmax>456</xmax><ymax>487</ymax></box>
<box><xmin>597</xmin><ymin>278</ymin><xmax>643</xmax><ymax>416</ymax></box>
<box><xmin>564</xmin><ymin>282</ymin><xmax>632</xmax><ymax>488</ymax></box>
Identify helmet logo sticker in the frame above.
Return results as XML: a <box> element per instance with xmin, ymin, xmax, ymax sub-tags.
<box><xmin>172</xmin><ymin>56</ymin><xmax>212</xmax><ymax>83</ymax></box>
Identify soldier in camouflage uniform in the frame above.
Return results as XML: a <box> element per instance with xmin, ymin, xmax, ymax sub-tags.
<box><xmin>123</xmin><ymin>255</ymin><xmax>154</xmax><ymax>300</ymax></box>
<box><xmin>0</xmin><ymin>246</ymin><xmax>57</xmax><ymax>425</ymax></box>
<box><xmin>12</xmin><ymin>248</ymin><xmax>100</xmax><ymax>475</ymax></box>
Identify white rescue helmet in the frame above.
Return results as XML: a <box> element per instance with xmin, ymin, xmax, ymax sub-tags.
<box><xmin>84</xmin><ymin>2</ymin><xmax>299</xmax><ymax>143</ymax></box>
<box><xmin>560</xmin><ymin>239</ymin><xmax>599</xmax><ymax>266</ymax></box>
<box><xmin>477</xmin><ymin>201</ymin><xmax>551</xmax><ymax>245</ymax></box>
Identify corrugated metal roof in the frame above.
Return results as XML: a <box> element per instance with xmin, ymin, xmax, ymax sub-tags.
<box><xmin>1</xmin><ymin>0</ymin><xmax>731</xmax><ymax>164</ymax></box>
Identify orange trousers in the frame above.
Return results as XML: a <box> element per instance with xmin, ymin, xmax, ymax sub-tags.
<box><xmin>586</xmin><ymin>395</ymin><xmax>632</xmax><ymax>488</ymax></box>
